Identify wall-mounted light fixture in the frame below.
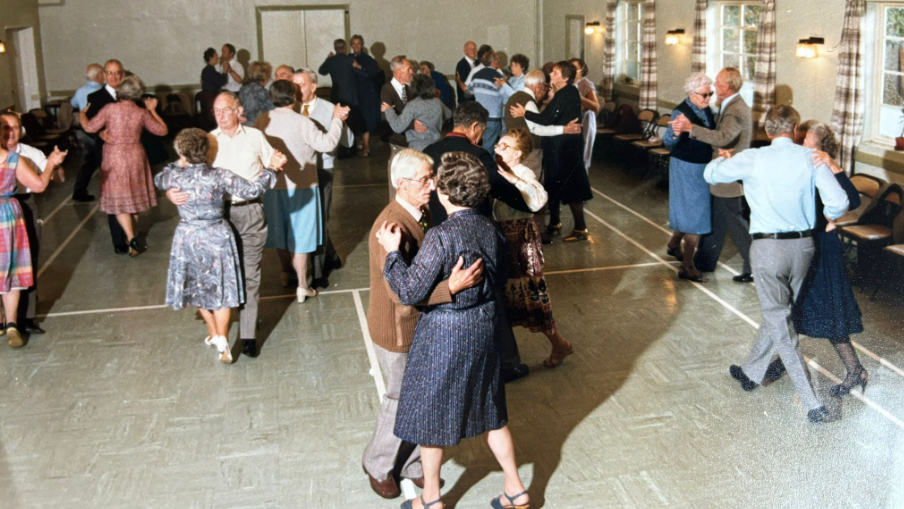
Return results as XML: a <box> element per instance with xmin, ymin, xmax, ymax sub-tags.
<box><xmin>796</xmin><ymin>37</ymin><xmax>824</xmax><ymax>58</ymax></box>
<box><xmin>585</xmin><ymin>21</ymin><xmax>602</xmax><ymax>35</ymax></box>
<box><xmin>0</xmin><ymin>41</ymin><xmax>6</xmax><ymax>54</ymax></box>
<box><xmin>665</xmin><ymin>29</ymin><xmax>685</xmax><ymax>46</ymax></box>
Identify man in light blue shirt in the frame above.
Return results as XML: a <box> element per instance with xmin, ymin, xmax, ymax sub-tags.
<box><xmin>70</xmin><ymin>63</ymin><xmax>104</xmax><ymax>111</ymax></box>
<box><xmin>703</xmin><ymin>104</ymin><xmax>848</xmax><ymax>424</ymax></box>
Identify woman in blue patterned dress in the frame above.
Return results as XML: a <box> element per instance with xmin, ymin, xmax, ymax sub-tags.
<box><xmin>377</xmin><ymin>152</ymin><xmax>529</xmax><ymax>509</ymax></box>
<box><xmin>155</xmin><ymin>128</ymin><xmax>284</xmax><ymax>364</ymax></box>
<box><xmin>0</xmin><ymin>139</ymin><xmax>65</xmax><ymax>349</ymax></box>
<box><xmin>664</xmin><ymin>73</ymin><xmax>715</xmax><ymax>283</ymax></box>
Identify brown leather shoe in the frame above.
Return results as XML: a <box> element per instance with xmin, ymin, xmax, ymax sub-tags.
<box><xmin>405</xmin><ymin>477</ymin><xmax>445</xmax><ymax>489</ymax></box>
<box><xmin>367</xmin><ymin>472</ymin><xmax>400</xmax><ymax>499</ymax></box>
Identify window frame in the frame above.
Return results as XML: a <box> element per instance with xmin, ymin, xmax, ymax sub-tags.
<box><xmin>871</xmin><ymin>2</ymin><xmax>904</xmax><ymax>145</ymax></box>
<box><xmin>717</xmin><ymin>1</ymin><xmax>761</xmax><ymax>82</ymax></box>
<box><xmin>620</xmin><ymin>0</ymin><xmax>643</xmax><ymax>84</ymax></box>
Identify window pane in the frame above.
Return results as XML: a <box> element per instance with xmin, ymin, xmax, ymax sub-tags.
<box><xmin>879</xmin><ymin>104</ymin><xmax>904</xmax><ymax>138</ymax></box>
<box><xmin>887</xmin><ymin>7</ymin><xmax>904</xmax><ymax>37</ymax></box>
<box><xmin>724</xmin><ymin>53</ymin><xmax>740</xmax><ymax>68</ymax></box>
<box><xmin>746</xmin><ymin>56</ymin><xmax>757</xmax><ymax>80</ymax></box>
<box><xmin>628</xmin><ymin>42</ymin><xmax>640</xmax><ymax>62</ymax></box>
<box><xmin>743</xmin><ymin>5</ymin><xmax>762</xmax><ymax>27</ymax></box>
<box><xmin>883</xmin><ymin>73</ymin><xmax>904</xmax><ymax>107</ymax></box>
<box><xmin>723</xmin><ymin>5</ymin><xmax>740</xmax><ymax>27</ymax></box>
<box><xmin>627</xmin><ymin>2</ymin><xmax>640</xmax><ymax>21</ymax></box>
<box><xmin>626</xmin><ymin>61</ymin><xmax>639</xmax><ymax>81</ymax></box>
<box><xmin>886</xmin><ymin>39</ymin><xmax>904</xmax><ymax>72</ymax></box>
<box><xmin>723</xmin><ymin>29</ymin><xmax>740</xmax><ymax>53</ymax></box>
<box><xmin>628</xmin><ymin>21</ymin><xmax>639</xmax><ymax>44</ymax></box>
<box><xmin>743</xmin><ymin>29</ymin><xmax>758</xmax><ymax>55</ymax></box>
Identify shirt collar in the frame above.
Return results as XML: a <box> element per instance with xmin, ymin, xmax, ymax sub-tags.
<box><xmin>464</xmin><ymin>55</ymin><xmax>475</xmax><ymax>67</ymax></box>
<box><xmin>524</xmin><ymin>88</ymin><xmax>537</xmax><ymax>101</ymax></box>
<box><xmin>391</xmin><ymin>77</ymin><xmax>405</xmax><ymax>91</ymax></box>
<box><xmin>395</xmin><ymin>194</ymin><xmax>423</xmax><ymax>221</ymax></box>
<box><xmin>105</xmin><ymin>84</ymin><xmax>117</xmax><ymax>99</ymax></box>
<box><xmin>303</xmin><ymin>97</ymin><xmax>319</xmax><ymax>109</ymax></box>
<box><xmin>212</xmin><ymin>123</ymin><xmax>247</xmax><ymax>138</ymax></box>
<box><xmin>721</xmin><ymin>92</ymin><xmax>740</xmax><ymax>111</ymax></box>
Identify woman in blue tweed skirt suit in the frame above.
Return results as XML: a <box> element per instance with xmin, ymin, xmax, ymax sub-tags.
<box><xmin>378</xmin><ymin>152</ymin><xmax>530</xmax><ymax>509</ymax></box>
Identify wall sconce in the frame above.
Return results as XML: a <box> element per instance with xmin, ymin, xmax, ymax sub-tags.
<box><xmin>795</xmin><ymin>37</ymin><xmax>824</xmax><ymax>58</ymax></box>
<box><xmin>0</xmin><ymin>41</ymin><xmax>6</xmax><ymax>54</ymax></box>
<box><xmin>585</xmin><ymin>21</ymin><xmax>602</xmax><ymax>35</ymax></box>
<box><xmin>665</xmin><ymin>29</ymin><xmax>685</xmax><ymax>46</ymax></box>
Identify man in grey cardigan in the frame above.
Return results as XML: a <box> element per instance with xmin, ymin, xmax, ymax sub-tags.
<box><xmin>671</xmin><ymin>67</ymin><xmax>754</xmax><ymax>283</ymax></box>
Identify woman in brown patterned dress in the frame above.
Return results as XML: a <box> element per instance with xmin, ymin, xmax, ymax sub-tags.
<box><xmin>81</xmin><ymin>75</ymin><xmax>168</xmax><ymax>256</ymax></box>
<box><xmin>494</xmin><ymin>128</ymin><xmax>573</xmax><ymax>368</ymax></box>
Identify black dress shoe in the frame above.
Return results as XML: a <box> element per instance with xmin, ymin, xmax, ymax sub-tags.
<box><xmin>114</xmin><ymin>246</ymin><xmax>130</xmax><ymax>255</ymax></box>
<box><xmin>807</xmin><ymin>406</ymin><xmax>830</xmax><ymax>423</ymax></box>
<box><xmin>72</xmin><ymin>193</ymin><xmax>95</xmax><ymax>203</ymax></box>
<box><xmin>242</xmin><ymin>339</ymin><xmax>258</xmax><ymax>358</ymax></box>
<box><xmin>311</xmin><ymin>277</ymin><xmax>330</xmax><ymax>290</ymax></box>
<box><xmin>501</xmin><ymin>364</ymin><xmax>529</xmax><ymax>384</ymax></box>
<box><xmin>732</xmin><ymin>273</ymin><xmax>754</xmax><ymax>283</ymax></box>
<box><xmin>729</xmin><ymin>365</ymin><xmax>758</xmax><ymax>391</ymax></box>
<box><xmin>22</xmin><ymin>319</ymin><xmax>45</xmax><ymax>334</ymax></box>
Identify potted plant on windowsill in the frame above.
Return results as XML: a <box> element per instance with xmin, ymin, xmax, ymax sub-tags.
<box><xmin>897</xmin><ymin>107</ymin><xmax>904</xmax><ymax>150</ymax></box>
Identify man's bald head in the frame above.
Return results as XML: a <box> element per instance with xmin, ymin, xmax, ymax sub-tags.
<box><xmin>464</xmin><ymin>41</ymin><xmax>477</xmax><ymax>60</ymax></box>
<box><xmin>213</xmin><ymin>92</ymin><xmax>243</xmax><ymax>132</ymax></box>
<box><xmin>86</xmin><ymin>63</ymin><xmax>104</xmax><ymax>84</ymax></box>
<box><xmin>274</xmin><ymin>65</ymin><xmax>294</xmax><ymax>81</ymax></box>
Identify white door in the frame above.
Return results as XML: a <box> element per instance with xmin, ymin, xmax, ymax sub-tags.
<box><xmin>11</xmin><ymin>27</ymin><xmax>41</xmax><ymax>111</ymax></box>
<box><xmin>259</xmin><ymin>8</ymin><xmax>347</xmax><ymax>88</ymax></box>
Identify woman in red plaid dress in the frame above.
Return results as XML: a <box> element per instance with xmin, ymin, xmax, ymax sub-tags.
<box><xmin>0</xmin><ymin>139</ymin><xmax>64</xmax><ymax>348</ymax></box>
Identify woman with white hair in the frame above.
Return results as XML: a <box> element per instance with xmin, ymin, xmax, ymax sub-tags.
<box><xmin>663</xmin><ymin>73</ymin><xmax>716</xmax><ymax>282</ymax></box>
<box><xmin>81</xmin><ymin>74</ymin><xmax>168</xmax><ymax>257</ymax></box>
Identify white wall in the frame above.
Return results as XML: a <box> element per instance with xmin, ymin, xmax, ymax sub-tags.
<box><xmin>1</xmin><ymin>0</ymin><xmax>46</xmax><ymax>110</ymax></box>
<box><xmin>39</xmin><ymin>0</ymin><xmax>540</xmax><ymax>94</ymax></box>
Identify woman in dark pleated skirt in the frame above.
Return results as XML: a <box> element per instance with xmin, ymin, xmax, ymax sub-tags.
<box><xmin>794</xmin><ymin>122</ymin><xmax>866</xmax><ymax>397</ymax></box>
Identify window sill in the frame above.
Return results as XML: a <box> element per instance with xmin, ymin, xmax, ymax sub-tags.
<box><xmin>854</xmin><ymin>141</ymin><xmax>904</xmax><ymax>175</ymax></box>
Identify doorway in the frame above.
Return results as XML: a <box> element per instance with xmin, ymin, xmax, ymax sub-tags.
<box><xmin>256</xmin><ymin>5</ymin><xmax>350</xmax><ymax>88</ymax></box>
<box><xmin>6</xmin><ymin>27</ymin><xmax>41</xmax><ymax>112</ymax></box>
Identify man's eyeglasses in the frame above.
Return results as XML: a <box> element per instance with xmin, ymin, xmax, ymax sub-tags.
<box><xmin>694</xmin><ymin>91</ymin><xmax>714</xmax><ymax>99</ymax></box>
<box><xmin>402</xmin><ymin>176</ymin><xmax>434</xmax><ymax>186</ymax></box>
<box><xmin>213</xmin><ymin>107</ymin><xmax>237</xmax><ymax>114</ymax></box>
<box><xmin>104</xmin><ymin>71</ymin><xmax>124</xmax><ymax>77</ymax></box>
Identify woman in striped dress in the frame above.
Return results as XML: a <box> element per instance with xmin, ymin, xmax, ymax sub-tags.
<box><xmin>377</xmin><ymin>152</ymin><xmax>530</xmax><ymax>509</ymax></box>
<box><xmin>0</xmin><ymin>141</ymin><xmax>64</xmax><ymax>348</ymax></box>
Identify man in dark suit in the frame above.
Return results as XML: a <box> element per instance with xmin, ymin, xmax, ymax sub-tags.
<box><xmin>83</xmin><ymin>59</ymin><xmax>129</xmax><ymax>254</ymax></box>
<box><xmin>318</xmin><ymin>39</ymin><xmax>359</xmax><ymax>109</ymax></box>
<box><xmin>455</xmin><ymin>40</ymin><xmax>477</xmax><ymax>106</ymax></box>
<box><xmin>381</xmin><ymin>56</ymin><xmax>427</xmax><ymax>200</ymax></box>
<box><xmin>423</xmin><ymin>101</ymin><xmax>532</xmax><ymax>383</ymax></box>
<box><xmin>671</xmin><ymin>67</ymin><xmax>754</xmax><ymax>282</ymax></box>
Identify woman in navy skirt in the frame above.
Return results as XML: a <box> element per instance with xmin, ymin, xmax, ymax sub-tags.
<box><xmin>377</xmin><ymin>152</ymin><xmax>530</xmax><ymax>509</ymax></box>
<box><xmin>794</xmin><ymin>122</ymin><xmax>866</xmax><ymax>397</ymax></box>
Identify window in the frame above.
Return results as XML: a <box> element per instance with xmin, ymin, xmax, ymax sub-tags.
<box><xmin>877</xmin><ymin>5</ymin><xmax>904</xmax><ymax>141</ymax></box>
<box><xmin>622</xmin><ymin>1</ymin><xmax>643</xmax><ymax>83</ymax></box>
<box><xmin>719</xmin><ymin>2</ymin><xmax>761</xmax><ymax>80</ymax></box>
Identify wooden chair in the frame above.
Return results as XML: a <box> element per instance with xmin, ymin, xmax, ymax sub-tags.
<box><xmin>631</xmin><ymin>114</ymin><xmax>671</xmax><ymax>180</ymax></box>
<box><xmin>835</xmin><ymin>174</ymin><xmax>887</xmax><ymax>227</ymax></box>
<box><xmin>594</xmin><ymin>101</ymin><xmax>620</xmax><ymax>158</ymax></box>
<box><xmin>838</xmin><ymin>183</ymin><xmax>904</xmax><ymax>295</ymax></box>
<box><xmin>612</xmin><ymin>108</ymin><xmax>658</xmax><ymax>171</ymax></box>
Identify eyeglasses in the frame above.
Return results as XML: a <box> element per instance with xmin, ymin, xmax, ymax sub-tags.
<box><xmin>402</xmin><ymin>176</ymin><xmax>434</xmax><ymax>186</ymax></box>
<box><xmin>693</xmin><ymin>91</ymin><xmax>714</xmax><ymax>99</ymax></box>
<box><xmin>495</xmin><ymin>142</ymin><xmax>512</xmax><ymax>150</ymax></box>
<box><xmin>104</xmin><ymin>71</ymin><xmax>124</xmax><ymax>77</ymax></box>
<box><xmin>213</xmin><ymin>107</ymin><xmax>238</xmax><ymax>114</ymax></box>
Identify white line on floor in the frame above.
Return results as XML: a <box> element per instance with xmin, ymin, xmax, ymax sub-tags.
<box><xmin>37</xmin><ymin>203</ymin><xmax>100</xmax><ymax>278</ymax></box>
<box><xmin>37</xmin><ymin>287</ymin><xmax>371</xmax><ymax>318</ymax></box>
<box><xmin>545</xmin><ymin>261</ymin><xmax>677</xmax><ymax>275</ymax></box>
<box><xmin>583</xmin><ymin>206</ymin><xmax>904</xmax><ymax>430</ymax></box>
<box><xmin>590</xmin><ymin>185</ymin><xmax>904</xmax><ymax>384</ymax></box>
<box><xmin>352</xmin><ymin>289</ymin><xmax>386</xmax><ymax>400</ymax></box>
<box><xmin>590</xmin><ymin>187</ymin><xmax>741</xmax><ymax>277</ymax></box>
<box><xmin>41</xmin><ymin>196</ymin><xmax>70</xmax><ymax>223</ymax></box>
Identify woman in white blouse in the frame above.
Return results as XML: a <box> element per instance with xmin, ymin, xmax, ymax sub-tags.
<box><xmin>494</xmin><ymin>128</ymin><xmax>574</xmax><ymax>368</ymax></box>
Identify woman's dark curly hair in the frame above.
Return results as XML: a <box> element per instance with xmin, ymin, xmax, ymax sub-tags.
<box><xmin>436</xmin><ymin>152</ymin><xmax>490</xmax><ymax>209</ymax></box>
<box><xmin>175</xmin><ymin>128</ymin><xmax>210</xmax><ymax>164</ymax></box>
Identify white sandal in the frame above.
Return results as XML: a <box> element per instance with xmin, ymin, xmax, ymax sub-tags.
<box><xmin>211</xmin><ymin>335</ymin><xmax>233</xmax><ymax>364</ymax></box>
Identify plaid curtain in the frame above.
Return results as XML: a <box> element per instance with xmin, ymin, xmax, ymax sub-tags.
<box><xmin>639</xmin><ymin>0</ymin><xmax>658</xmax><ymax>110</ymax></box>
<box><xmin>830</xmin><ymin>0</ymin><xmax>866</xmax><ymax>173</ymax></box>
<box><xmin>751</xmin><ymin>0</ymin><xmax>776</xmax><ymax>126</ymax></box>
<box><xmin>601</xmin><ymin>0</ymin><xmax>619</xmax><ymax>101</ymax></box>
<box><xmin>692</xmin><ymin>0</ymin><xmax>707</xmax><ymax>73</ymax></box>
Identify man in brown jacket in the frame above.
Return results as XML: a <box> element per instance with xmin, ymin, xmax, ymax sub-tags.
<box><xmin>672</xmin><ymin>67</ymin><xmax>754</xmax><ymax>282</ymax></box>
<box><xmin>362</xmin><ymin>149</ymin><xmax>483</xmax><ymax>499</ymax></box>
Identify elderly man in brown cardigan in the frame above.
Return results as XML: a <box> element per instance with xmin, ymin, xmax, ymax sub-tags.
<box><xmin>363</xmin><ymin>148</ymin><xmax>483</xmax><ymax>499</ymax></box>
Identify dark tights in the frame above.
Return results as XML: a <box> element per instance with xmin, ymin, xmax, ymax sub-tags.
<box><xmin>548</xmin><ymin>200</ymin><xmax>587</xmax><ymax>231</ymax></box>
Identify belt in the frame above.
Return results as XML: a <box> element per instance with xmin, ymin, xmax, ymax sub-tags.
<box><xmin>751</xmin><ymin>230</ymin><xmax>813</xmax><ymax>240</ymax></box>
<box><xmin>230</xmin><ymin>198</ymin><xmax>262</xmax><ymax>207</ymax></box>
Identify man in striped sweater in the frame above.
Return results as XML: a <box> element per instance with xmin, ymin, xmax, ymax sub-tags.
<box><xmin>467</xmin><ymin>48</ymin><xmax>515</xmax><ymax>152</ymax></box>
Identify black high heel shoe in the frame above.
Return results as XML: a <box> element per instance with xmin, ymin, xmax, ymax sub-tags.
<box><xmin>830</xmin><ymin>368</ymin><xmax>868</xmax><ymax>397</ymax></box>
<box><xmin>129</xmin><ymin>238</ymin><xmax>141</xmax><ymax>258</ymax></box>
<box><xmin>545</xmin><ymin>223</ymin><xmax>562</xmax><ymax>236</ymax></box>
<box><xmin>666</xmin><ymin>244</ymin><xmax>684</xmax><ymax>261</ymax></box>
